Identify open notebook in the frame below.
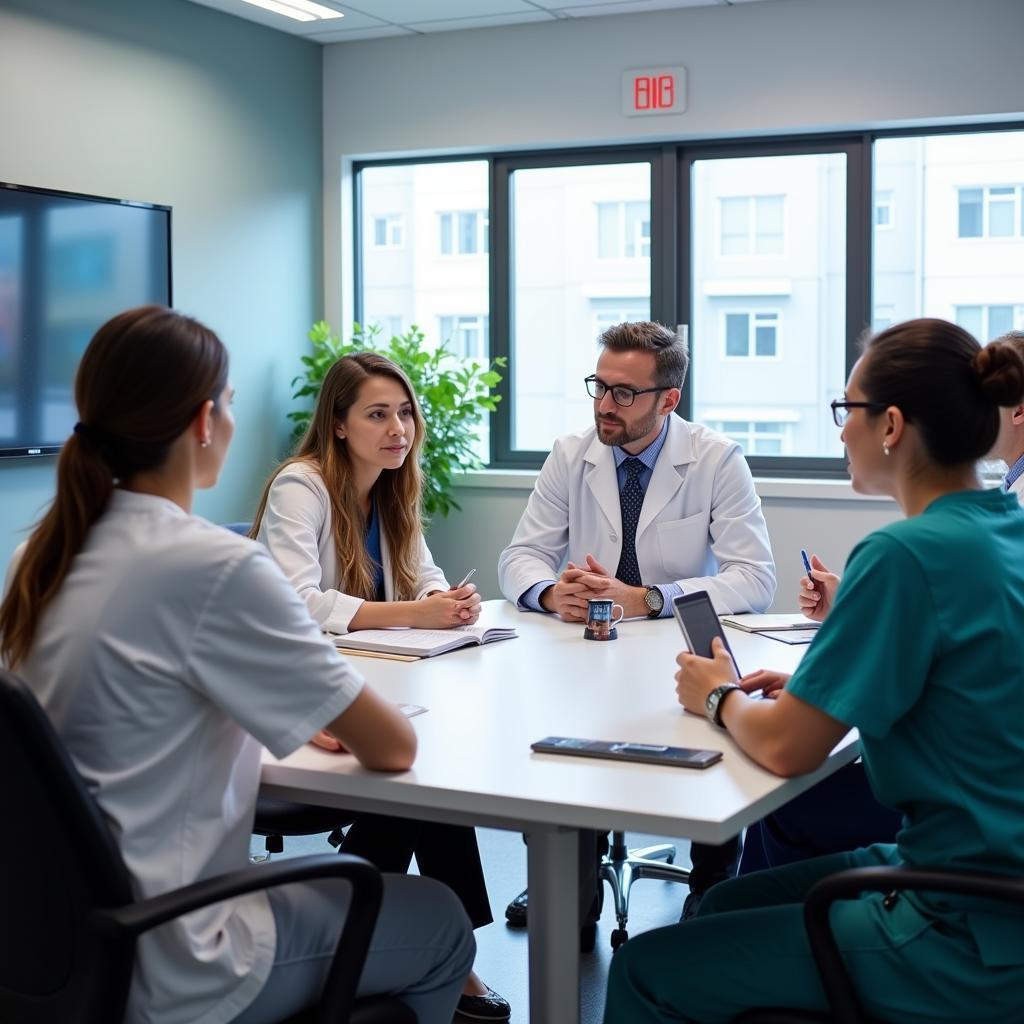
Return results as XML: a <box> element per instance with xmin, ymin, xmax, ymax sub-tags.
<box><xmin>334</xmin><ymin>623</ymin><xmax>518</xmax><ymax>658</ymax></box>
<box><xmin>720</xmin><ymin>613</ymin><xmax>820</xmax><ymax>633</ymax></box>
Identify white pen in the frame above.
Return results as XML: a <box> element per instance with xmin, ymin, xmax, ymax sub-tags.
<box><xmin>454</xmin><ymin>568</ymin><xmax>477</xmax><ymax>589</ymax></box>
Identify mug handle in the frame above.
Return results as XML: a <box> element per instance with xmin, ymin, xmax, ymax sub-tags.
<box><xmin>611</xmin><ymin>603</ymin><xmax>625</xmax><ymax>625</ymax></box>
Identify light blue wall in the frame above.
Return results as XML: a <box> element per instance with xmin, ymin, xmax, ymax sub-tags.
<box><xmin>0</xmin><ymin>0</ymin><xmax>323</xmax><ymax>567</ymax></box>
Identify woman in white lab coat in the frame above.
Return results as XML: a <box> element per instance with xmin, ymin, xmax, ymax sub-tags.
<box><xmin>252</xmin><ymin>352</ymin><xmax>508</xmax><ymax>1021</ymax></box>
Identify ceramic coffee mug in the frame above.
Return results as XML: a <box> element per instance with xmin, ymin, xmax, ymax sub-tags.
<box><xmin>585</xmin><ymin>597</ymin><xmax>625</xmax><ymax>640</ymax></box>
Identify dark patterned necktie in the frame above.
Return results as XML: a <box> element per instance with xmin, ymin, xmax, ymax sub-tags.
<box><xmin>615</xmin><ymin>457</ymin><xmax>645</xmax><ymax>586</ymax></box>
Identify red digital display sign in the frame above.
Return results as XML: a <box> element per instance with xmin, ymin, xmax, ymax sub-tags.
<box><xmin>622</xmin><ymin>67</ymin><xmax>687</xmax><ymax>117</ymax></box>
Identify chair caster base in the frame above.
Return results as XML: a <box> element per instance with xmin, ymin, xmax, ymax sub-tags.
<box><xmin>610</xmin><ymin>928</ymin><xmax>628</xmax><ymax>950</ymax></box>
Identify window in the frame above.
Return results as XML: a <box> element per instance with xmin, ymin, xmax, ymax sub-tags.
<box><xmin>596</xmin><ymin>201</ymin><xmax>651</xmax><ymax>258</ymax></box>
<box><xmin>439</xmin><ymin>314</ymin><xmax>489</xmax><ymax>360</ymax></box>
<box><xmin>505</xmin><ymin>160</ymin><xmax>652</xmax><ymax>452</ymax></box>
<box><xmin>707</xmin><ymin>419</ymin><xmax>793</xmax><ymax>455</ymax></box>
<box><xmin>719</xmin><ymin>195</ymin><xmax>785</xmax><ymax>256</ymax></box>
<box><xmin>357</xmin><ymin>161</ymin><xmax>490</xmax><ymax>459</ymax></box>
<box><xmin>722</xmin><ymin>311</ymin><xmax>780</xmax><ymax>359</ymax></box>
<box><xmin>371</xmin><ymin>214</ymin><xmax>403</xmax><ymax>249</ymax></box>
<box><xmin>875</xmin><ymin>132</ymin><xmax>1024</xmax><ymax>367</ymax></box>
<box><xmin>875</xmin><ymin>190</ymin><xmax>893</xmax><ymax>229</ymax></box>
<box><xmin>958</xmin><ymin>184</ymin><xmax>1024</xmax><ymax>239</ymax></box>
<box><xmin>439</xmin><ymin>210</ymin><xmax>488</xmax><ymax>255</ymax></box>
<box><xmin>955</xmin><ymin>304</ymin><xmax>1021</xmax><ymax>341</ymax></box>
<box><xmin>356</xmin><ymin>126</ymin><xmax>1022</xmax><ymax>474</ymax></box>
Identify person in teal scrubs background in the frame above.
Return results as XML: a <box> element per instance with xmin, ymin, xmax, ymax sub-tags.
<box><xmin>605</xmin><ymin>318</ymin><xmax>1024</xmax><ymax>1023</ymax></box>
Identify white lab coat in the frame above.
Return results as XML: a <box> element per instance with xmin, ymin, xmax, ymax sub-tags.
<box><xmin>497</xmin><ymin>415</ymin><xmax>776</xmax><ymax>614</ymax></box>
<box><xmin>257</xmin><ymin>460</ymin><xmax>449</xmax><ymax>634</ymax></box>
<box><xmin>6</xmin><ymin>490</ymin><xmax>363</xmax><ymax>1024</ymax></box>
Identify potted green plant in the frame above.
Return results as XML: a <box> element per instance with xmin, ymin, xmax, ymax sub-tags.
<box><xmin>289</xmin><ymin>321</ymin><xmax>505</xmax><ymax>519</ymax></box>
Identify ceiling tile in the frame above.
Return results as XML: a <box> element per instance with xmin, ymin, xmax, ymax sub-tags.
<box><xmin>344</xmin><ymin>0</ymin><xmax>537</xmax><ymax>22</ymax></box>
<box><xmin>537</xmin><ymin>0</ymin><xmax>711</xmax><ymax>7</ymax></box>
<box><xmin>559</xmin><ymin>0</ymin><xmax>714</xmax><ymax>14</ymax></box>
<box><xmin>406</xmin><ymin>10</ymin><xmax>556</xmax><ymax>30</ymax></box>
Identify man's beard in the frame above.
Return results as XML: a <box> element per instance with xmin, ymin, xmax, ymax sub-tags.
<box><xmin>594</xmin><ymin>405</ymin><xmax>659</xmax><ymax>447</ymax></box>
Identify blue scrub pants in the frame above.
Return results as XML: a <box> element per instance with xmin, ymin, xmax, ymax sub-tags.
<box><xmin>232</xmin><ymin>874</ymin><xmax>475</xmax><ymax>1024</ymax></box>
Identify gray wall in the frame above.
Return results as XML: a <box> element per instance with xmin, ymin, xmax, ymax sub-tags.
<box><xmin>321</xmin><ymin>0</ymin><xmax>1020</xmax><ymax>605</ymax></box>
<box><xmin>0</xmin><ymin>0</ymin><xmax>323</xmax><ymax>567</ymax></box>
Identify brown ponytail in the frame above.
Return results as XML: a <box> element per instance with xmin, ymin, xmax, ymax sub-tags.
<box><xmin>0</xmin><ymin>306</ymin><xmax>228</xmax><ymax>668</ymax></box>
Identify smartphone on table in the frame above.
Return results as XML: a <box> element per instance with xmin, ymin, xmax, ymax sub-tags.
<box><xmin>531</xmin><ymin>736</ymin><xmax>722</xmax><ymax>769</ymax></box>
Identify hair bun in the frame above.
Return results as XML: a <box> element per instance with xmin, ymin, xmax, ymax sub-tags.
<box><xmin>973</xmin><ymin>341</ymin><xmax>1024</xmax><ymax>407</ymax></box>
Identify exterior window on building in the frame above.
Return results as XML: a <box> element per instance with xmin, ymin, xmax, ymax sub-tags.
<box><xmin>439</xmin><ymin>314</ymin><xmax>489</xmax><ymax>360</ymax></box>
<box><xmin>720</xmin><ymin>195</ymin><xmax>785</xmax><ymax>256</ymax></box>
<box><xmin>723</xmin><ymin>311</ymin><xmax>779</xmax><ymax>358</ymax></box>
<box><xmin>955</xmin><ymin>304</ymin><xmax>1021</xmax><ymax>341</ymax></box>
<box><xmin>439</xmin><ymin>211</ymin><xmax>488</xmax><ymax>255</ymax></box>
<box><xmin>711</xmin><ymin>420</ymin><xmax>790</xmax><ymax>455</ymax></box>
<box><xmin>372</xmin><ymin>214</ymin><xmax>404</xmax><ymax>249</ymax></box>
<box><xmin>958</xmin><ymin>185</ymin><xmax>1023</xmax><ymax>239</ymax></box>
<box><xmin>875</xmin><ymin>191</ymin><xmax>893</xmax><ymax>229</ymax></box>
<box><xmin>596</xmin><ymin>201</ymin><xmax>651</xmax><ymax>258</ymax></box>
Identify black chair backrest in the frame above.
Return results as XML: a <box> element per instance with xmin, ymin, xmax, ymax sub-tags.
<box><xmin>0</xmin><ymin>670</ymin><xmax>137</xmax><ymax>1024</ymax></box>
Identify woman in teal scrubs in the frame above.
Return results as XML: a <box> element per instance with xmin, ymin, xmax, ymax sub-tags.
<box><xmin>604</xmin><ymin>318</ymin><xmax>1024</xmax><ymax>1023</ymax></box>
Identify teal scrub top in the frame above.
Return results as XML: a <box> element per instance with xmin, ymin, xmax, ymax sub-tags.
<box><xmin>787</xmin><ymin>489</ymin><xmax>1024</xmax><ymax>963</ymax></box>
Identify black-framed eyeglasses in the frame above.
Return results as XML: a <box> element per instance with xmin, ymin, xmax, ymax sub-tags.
<box><xmin>585</xmin><ymin>375</ymin><xmax>664</xmax><ymax>408</ymax></box>
<box><xmin>830</xmin><ymin>399</ymin><xmax>886</xmax><ymax>427</ymax></box>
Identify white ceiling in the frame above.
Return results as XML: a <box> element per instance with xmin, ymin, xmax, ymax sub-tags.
<box><xmin>185</xmin><ymin>0</ymin><xmax>772</xmax><ymax>45</ymax></box>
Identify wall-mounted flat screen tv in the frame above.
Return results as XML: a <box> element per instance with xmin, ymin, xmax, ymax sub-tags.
<box><xmin>0</xmin><ymin>181</ymin><xmax>171</xmax><ymax>458</ymax></box>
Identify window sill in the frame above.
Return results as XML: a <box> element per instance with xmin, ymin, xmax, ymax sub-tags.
<box><xmin>455</xmin><ymin>469</ymin><xmax>896</xmax><ymax>503</ymax></box>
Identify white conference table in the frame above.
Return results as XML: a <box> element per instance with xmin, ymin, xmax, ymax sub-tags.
<box><xmin>261</xmin><ymin>601</ymin><xmax>859</xmax><ymax>1022</ymax></box>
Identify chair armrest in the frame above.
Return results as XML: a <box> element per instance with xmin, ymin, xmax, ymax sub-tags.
<box><xmin>803</xmin><ymin>866</ymin><xmax>1024</xmax><ymax>1024</ymax></box>
<box><xmin>94</xmin><ymin>853</ymin><xmax>382</xmax><ymax>1024</ymax></box>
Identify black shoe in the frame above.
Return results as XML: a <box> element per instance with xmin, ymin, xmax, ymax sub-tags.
<box><xmin>579</xmin><ymin>921</ymin><xmax>597</xmax><ymax>954</ymax></box>
<box><xmin>504</xmin><ymin>887</ymin><xmax>528</xmax><ymax>927</ymax></box>
<box><xmin>456</xmin><ymin>985</ymin><xmax>511</xmax><ymax>1021</ymax></box>
<box><xmin>680</xmin><ymin>889</ymin><xmax>703</xmax><ymax>922</ymax></box>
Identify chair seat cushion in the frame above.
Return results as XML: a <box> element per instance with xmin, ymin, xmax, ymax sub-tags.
<box><xmin>253</xmin><ymin>796</ymin><xmax>351</xmax><ymax>837</ymax></box>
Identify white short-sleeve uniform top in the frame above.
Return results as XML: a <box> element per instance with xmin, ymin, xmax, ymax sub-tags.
<box><xmin>5</xmin><ymin>490</ymin><xmax>364</xmax><ymax>1024</ymax></box>
<box><xmin>256</xmin><ymin>460</ymin><xmax>448</xmax><ymax>634</ymax></box>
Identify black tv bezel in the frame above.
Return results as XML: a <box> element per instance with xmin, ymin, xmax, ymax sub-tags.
<box><xmin>0</xmin><ymin>180</ymin><xmax>173</xmax><ymax>460</ymax></box>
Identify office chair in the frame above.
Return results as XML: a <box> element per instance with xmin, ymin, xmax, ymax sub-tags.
<box><xmin>0</xmin><ymin>670</ymin><xmax>414</xmax><ymax>1024</ymax></box>
<box><xmin>732</xmin><ymin>864</ymin><xmax>1024</xmax><ymax>1024</ymax></box>
<box><xmin>600</xmin><ymin>830</ymin><xmax>691</xmax><ymax>948</ymax></box>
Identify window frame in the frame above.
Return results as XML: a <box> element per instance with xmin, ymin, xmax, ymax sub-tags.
<box><xmin>353</xmin><ymin>120</ymin><xmax>1024</xmax><ymax>478</ymax></box>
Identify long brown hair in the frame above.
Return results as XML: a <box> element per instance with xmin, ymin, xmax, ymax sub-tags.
<box><xmin>0</xmin><ymin>306</ymin><xmax>228</xmax><ymax>668</ymax></box>
<box><xmin>251</xmin><ymin>353</ymin><xmax>426</xmax><ymax>602</ymax></box>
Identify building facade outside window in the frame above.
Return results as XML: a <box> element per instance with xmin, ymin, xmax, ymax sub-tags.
<box><xmin>722</xmin><ymin>310</ymin><xmax>780</xmax><ymax>359</ymax></box>
<box><xmin>439</xmin><ymin>314</ymin><xmax>489</xmax><ymax>360</ymax></box>
<box><xmin>719</xmin><ymin>195</ymin><xmax>785</xmax><ymax>256</ymax></box>
<box><xmin>596</xmin><ymin>200</ymin><xmax>651</xmax><ymax>258</ymax></box>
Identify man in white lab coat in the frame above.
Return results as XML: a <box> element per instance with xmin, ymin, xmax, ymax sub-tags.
<box><xmin>987</xmin><ymin>330</ymin><xmax>1024</xmax><ymax>507</ymax></box>
<box><xmin>497</xmin><ymin>321</ymin><xmax>777</xmax><ymax>934</ymax></box>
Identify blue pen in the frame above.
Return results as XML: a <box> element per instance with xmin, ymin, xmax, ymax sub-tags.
<box><xmin>799</xmin><ymin>548</ymin><xmax>816</xmax><ymax>589</ymax></box>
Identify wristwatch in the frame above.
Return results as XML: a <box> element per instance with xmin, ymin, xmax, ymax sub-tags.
<box><xmin>643</xmin><ymin>585</ymin><xmax>664</xmax><ymax>618</ymax></box>
<box><xmin>706</xmin><ymin>683</ymin><xmax>742</xmax><ymax>728</ymax></box>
